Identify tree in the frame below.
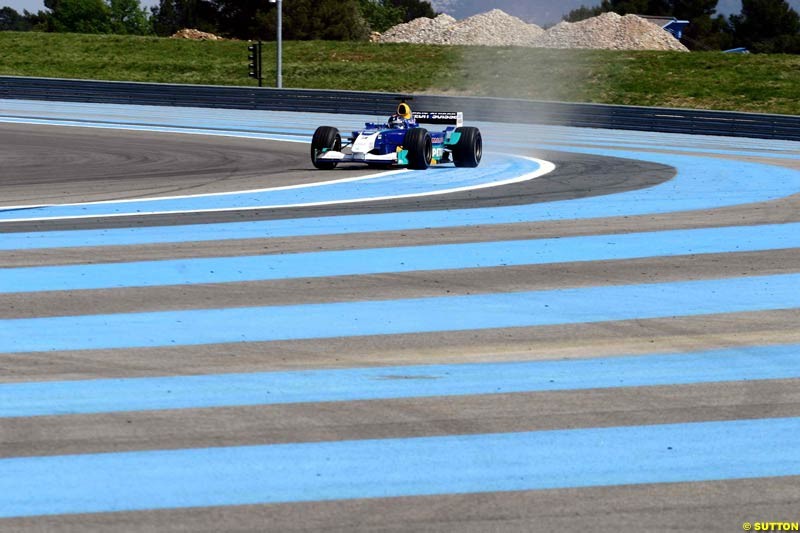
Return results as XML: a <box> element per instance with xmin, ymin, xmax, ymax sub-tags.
<box><xmin>702</xmin><ymin>13</ymin><xmax>735</xmax><ymax>50</ymax></box>
<box><xmin>0</xmin><ymin>7</ymin><xmax>34</xmax><ymax>30</ymax></box>
<box><xmin>670</xmin><ymin>0</ymin><xmax>718</xmax><ymax>47</ymax></box>
<box><xmin>598</xmin><ymin>0</ymin><xmax>672</xmax><ymax>16</ymax></box>
<box><xmin>212</xmin><ymin>0</ymin><xmax>269</xmax><ymax>38</ymax></box>
<box><xmin>565</xmin><ymin>0</ymin><xmax>681</xmax><ymax>21</ymax></box>
<box><xmin>564</xmin><ymin>5</ymin><xmax>603</xmax><ymax>22</ymax></box>
<box><xmin>151</xmin><ymin>0</ymin><xmax>218</xmax><ymax>36</ymax></box>
<box><xmin>387</xmin><ymin>0</ymin><xmax>435</xmax><ymax>22</ymax></box>
<box><xmin>730</xmin><ymin>0</ymin><xmax>800</xmax><ymax>52</ymax></box>
<box><xmin>154</xmin><ymin>0</ymin><xmax>373</xmax><ymax>40</ymax></box>
<box><xmin>108</xmin><ymin>0</ymin><xmax>151</xmax><ymax>34</ymax></box>
<box><xmin>151</xmin><ymin>0</ymin><xmax>177</xmax><ymax>34</ymax></box>
<box><xmin>45</xmin><ymin>0</ymin><xmax>112</xmax><ymax>33</ymax></box>
<box><xmin>23</xmin><ymin>9</ymin><xmax>53</xmax><ymax>31</ymax></box>
<box><xmin>357</xmin><ymin>0</ymin><xmax>404</xmax><ymax>32</ymax></box>
<box><xmin>672</xmin><ymin>0</ymin><xmax>717</xmax><ymax>19</ymax></box>
<box><xmin>246</xmin><ymin>0</ymin><xmax>369</xmax><ymax>41</ymax></box>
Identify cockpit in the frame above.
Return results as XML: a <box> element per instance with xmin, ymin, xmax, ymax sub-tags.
<box><xmin>387</xmin><ymin>101</ymin><xmax>416</xmax><ymax>129</ymax></box>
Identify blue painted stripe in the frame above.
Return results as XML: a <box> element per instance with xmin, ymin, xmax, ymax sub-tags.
<box><xmin>3</xmin><ymin>152</ymin><xmax>799</xmax><ymax>249</ymax></box>
<box><xmin>1</xmin><ymin>344</ymin><xmax>798</xmax><ymax>418</ymax></box>
<box><xmin>1</xmin><ymin>273</ymin><xmax>798</xmax><ymax>353</ymax></box>
<box><xmin>0</xmin><ymin>154</ymin><xmax>539</xmax><ymax>220</ymax></box>
<box><xmin>2</xmin><ymin>222</ymin><xmax>799</xmax><ymax>293</ymax></box>
<box><xmin>1</xmin><ymin>417</ymin><xmax>799</xmax><ymax>517</ymax></box>
<box><xmin>2</xmin><ymin>107</ymin><xmax>800</xmax><ymax>232</ymax></box>
<box><xmin>530</xmin><ymin>139</ymin><xmax>800</xmax><ymax>160</ymax></box>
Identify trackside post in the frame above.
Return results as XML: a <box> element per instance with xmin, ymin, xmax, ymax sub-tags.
<box><xmin>247</xmin><ymin>41</ymin><xmax>263</xmax><ymax>87</ymax></box>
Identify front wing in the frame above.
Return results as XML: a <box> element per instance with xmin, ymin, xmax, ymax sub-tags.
<box><xmin>316</xmin><ymin>150</ymin><xmax>406</xmax><ymax>165</ymax></box>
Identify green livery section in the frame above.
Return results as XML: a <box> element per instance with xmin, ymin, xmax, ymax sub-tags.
<box><xmin>444</xmin><ymin>132</ymin><xmax>461</xmax><ymax>146</ymax></box>
<box><xmin>397</xmin><ymin>149</ymin><xmax>409</xmax><ymax>166</ymax></box>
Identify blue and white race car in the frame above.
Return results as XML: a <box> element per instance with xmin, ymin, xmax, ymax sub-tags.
<box><xmin>311</xmin><ymin>102</ymin><xmax>482</xmax><ymax>170</ymax></box>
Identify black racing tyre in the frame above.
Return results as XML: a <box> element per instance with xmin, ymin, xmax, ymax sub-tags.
<box><xmin>403</xmin><ymin>127</ymin><xmax>432</xmax><ymax>170</ymax></box>
<box><xmin>311</xmin><ymin>126</ymin><xmax>341</xmax><ymax>170</ymax></box>
<box><xmin>452</xmin><ymin>126</ymin><xmax>482</xmax><ymax>168</ymax></box>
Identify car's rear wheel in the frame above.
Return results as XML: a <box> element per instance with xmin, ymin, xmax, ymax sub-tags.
<box><xmin>403</xmin><ymin>128</ymin><xmax>432</xmax><ymax>170</ymax></box>
<box><xmin>452</xmin><ymin>126</ymin><xmax>482</xmax><ymax>168</ymax></box>
<box><xmin>311</xmin><ymin>126</ymin><xmax>341</xmax><ymax>170</ymax></box>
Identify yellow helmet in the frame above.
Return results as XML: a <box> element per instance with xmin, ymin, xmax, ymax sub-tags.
<box><xmin>397</xmin><ymin>102</ymin><xmax>412</xmax><ymax>119</ymax></box>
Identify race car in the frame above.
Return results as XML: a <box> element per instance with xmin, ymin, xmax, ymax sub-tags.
<box><xmin>310</xmin><ymin>101</ymin><xmax>482</xmax><ymax>170</ymax></box>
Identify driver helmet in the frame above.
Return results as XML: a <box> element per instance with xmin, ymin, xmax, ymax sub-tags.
<box><xmin>388</xmin><ymin>115</ymin><xmax>405</xmax><ymax>129</ymax></box>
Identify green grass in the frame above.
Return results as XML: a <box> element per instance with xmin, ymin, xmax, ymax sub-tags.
<box><xmin>2</xmin><ymin>31</ymin><xmax>799</xmax><ymax>115</ymax></box>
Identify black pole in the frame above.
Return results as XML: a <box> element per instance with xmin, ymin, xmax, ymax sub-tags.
<box><xmin>248</xmin><ymin>41</ymin><xmax>263</xmax><ymax>87</ymax></box>
<box><xmin>257</xmin><ymin>41</ymin><xmax>263</xmax><ymax>88</ymax></box>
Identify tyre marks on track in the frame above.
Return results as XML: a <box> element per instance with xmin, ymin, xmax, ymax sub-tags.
<box><xmin>1</xmin><ymin>101</ymin><xmax>799</xmax><ymax>529</ymax></box>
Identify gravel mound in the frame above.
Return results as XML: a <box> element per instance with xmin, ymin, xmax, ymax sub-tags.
<box><xmin>444</xmin><ymin>9</ymin><xmax>545</xmax><ymax>46</ymax></box>
<box><xmin>170</xmin><ymin>28</ymin><xmax>223</xmax><ymax>41</ymax></box>
<box><xmin>380</xmin><ymin>13</ymin><xmax>457</xmax><ymax>45</ymax></box>
<box><xmin>380</xmin><ymin>10</ymin><xmax>542</xmax><ymax>46</ymax></box>
<box><xmin>536</xmin><ymin>12</ymin><xmax>688</xmax><ymax>51</ymax></box>
<box><xmin>377</xmin><ymin>10</ymin><xmax>688</xmax><ymax>52</ymax></box>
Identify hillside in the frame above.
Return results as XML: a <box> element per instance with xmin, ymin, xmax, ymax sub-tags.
<box><xmin>1</xmin><ymin>31</ymin><xmax>798</xmax><ymax>115</ymax></box>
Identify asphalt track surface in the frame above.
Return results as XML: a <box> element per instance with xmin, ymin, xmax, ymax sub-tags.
<box><xmin>0</xmin><ymin>100</ymin><xmax>799</xmax><ymax>532</ymax></box>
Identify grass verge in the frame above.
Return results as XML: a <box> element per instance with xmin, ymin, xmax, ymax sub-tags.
<box><xmin>1</xmin><ymin>32</ymin><xmax>799</xmax><ymax>115</ymax></box>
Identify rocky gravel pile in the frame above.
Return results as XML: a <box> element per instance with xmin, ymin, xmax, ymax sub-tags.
<box><xmin>537</xmin><ymin>12</ymin><xmax>688</xmax><ymax>51</ymax></box>
<box><xmin>378</xmin><ymin>10</ymin><xmax>688</xmax><ymax>52</ymax></box>
<box><xmin>441</xmin><ymin>9</ymin><xmax>545</xmax><ymax>46</ymax></box>
<box><xmin>380</xmin><ymin>10</ymin><xmax>543</xmax><ymax>46</ymax></box>
<box><xmin>379</xmin><ymin>13</ymin><xmax>458</xmax><ymax>45</ymax></box>
<box><xmin>170</xmin><ymin>28</ymin><xmax>223</xmax><ymax>41</ymax></box>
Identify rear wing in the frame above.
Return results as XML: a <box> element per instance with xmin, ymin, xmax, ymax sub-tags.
<box><xmin>413</xmin><ymin>112</ymin><xmax>463</xmax><ymax>128</ymax></box>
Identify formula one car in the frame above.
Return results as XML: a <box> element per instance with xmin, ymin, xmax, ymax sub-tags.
<box><xmin>310</xmin><ymin>101</ymin><xmax>482</xmax><ymax>170</ymax></box>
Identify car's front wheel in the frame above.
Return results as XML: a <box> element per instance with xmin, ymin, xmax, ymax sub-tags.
<box><xmin>452</xmin><ymin>126</ymin><xmax>482</xmax><ymax>168</ymax></box>
<box><xmin>403</xmin><ymin>128</ymin><xmax>432</xmax><ymax>170</ymax></box>
<box><xmin>311</xmin><ymin>126</ymin><xmax>341</xmax><ymax>170</ymax></box>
